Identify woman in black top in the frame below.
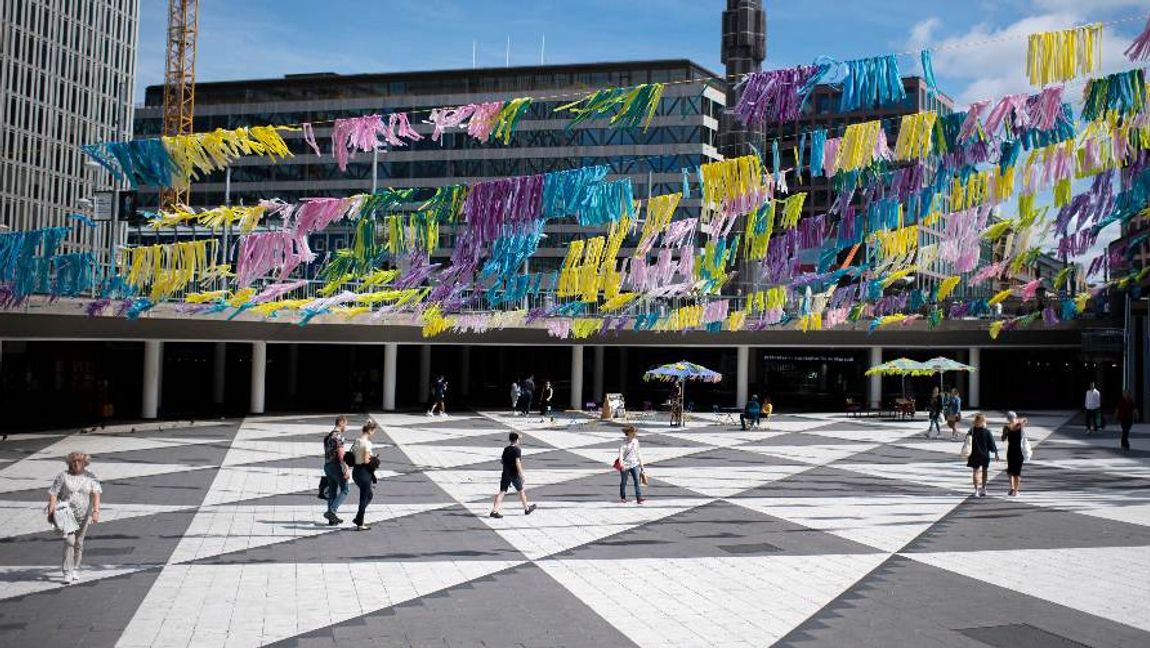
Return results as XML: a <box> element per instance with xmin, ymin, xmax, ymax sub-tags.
<box><xmin>966</xmin><ymin>413</ymin><xmax>999</xmax><ymax>498</ymax></box>
<box><xmin>539</xmin><ymin>380</ymin><xmax>555</xmax><ymax>423</ymax></box>
<box><xmin>1001</xmin><ymin>411</ymin><xmax>1028</xmax><ymax>496</ymax></box>
<box><xmin>925</xmin><ymin>386</ymin><xmax>942</xmax><ymax>439</ymax></box>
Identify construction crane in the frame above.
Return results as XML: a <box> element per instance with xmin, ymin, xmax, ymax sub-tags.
<box><xmin>159</xmin><ymin>0</ymin><xmax>199</xmax><ymax>210</ymax></box>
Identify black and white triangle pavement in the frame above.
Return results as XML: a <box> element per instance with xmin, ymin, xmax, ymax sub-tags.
<box><xmin>1</xmin><ymin>410</ymin><xmax>1148</xmax><ymax>647</ymax></box>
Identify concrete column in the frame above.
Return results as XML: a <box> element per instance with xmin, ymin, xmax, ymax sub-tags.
<box><xmin>570</xmin><ymin>345</ymin><xmax>584</xmax><ymax>410</ymax></box>
<box><xmin>287</xmin><ymin>344</ymin><xmax>299</xmax><ymax>398</ymax></box>
<box><xmin>868</xmin><ymin>347</ymin><xmax>883</xmax><ymax>409</ymax></box>
<box><xmin>593</xmin><ymin>346</ymin><xmax>605</xmax><ymax>401</ymax></box>
<box><xmin>736</xmin><ymin>346</ymin><xmax>749</xmax><ymax>408</ymax></box>
<box><xmin>968</xmin><ymin>347</ymin><xmax>981</xmax><ymax>409</ymax></box>
<box><xmin>142</xmin><ymin>340</ymin><xmax>162</xmax><ymax>420</ymax></box>
<box><xmin>250</xmin><ymin>341</ymin><xmax>266</xmax><ymax>414</ymax></box>
<box><xmin>212</xmin><ymin>342</ymin><xmax>226</xmax><ymax>405</ymax></box>
<box><xmin>419</xmin><ymin>345</ymin><xmax>431</xmax><ymax>403</ymax></box>
<box><xmin>382</xmin><ymin>343</ymin><xmax>397</xmax><ymax>411</ymax></box>
<box><xmin>460</xmin><ymin>346</ymin><xmax>471</xmax><ymax>397</ymax></box>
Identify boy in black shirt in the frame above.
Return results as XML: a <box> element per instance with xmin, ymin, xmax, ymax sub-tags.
<box><xmin>490</xmin><ymin>432</ymin><xmax>537</xmax><ymax>518</ymax></box>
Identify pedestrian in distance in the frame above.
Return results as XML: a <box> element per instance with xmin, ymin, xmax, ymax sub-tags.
<box><xmin>428</xmin><ymin>375</ymin><xmax>448</xmax><ymax>417</ymax></box>
<box><xmin>539</xmin><ymin>380</ymin><xmax>555</xmax><ymax>423</ymax></box>
<box><xmin>321</xmin><ymin>415</ymin><xmax>351</xmax><ymax>526</ymax></box>
<box><xmin>761</xmin><ymin>396</ymin><xmax>773</xmax><ymax>429</ymax></box>
<box><xmin>670</xmin><ymin>381</ymin><xmax>684</xmax><ymax>427</ymax></box>
<box><xmin>1115</xmin><ymin>390</ymin><xmax>1138</xmax><ymax>451</ymax></box>
<box><xmin>617</xmin><ymin>425</ymin><xmax>646</xmax><ymax>503</ymax></box>
<box><xmin>1084</xmin><ymin>382</ymin><xmax>1102</xmax><ymax>433</ymax></box>
<box><xmin>740</xmin><ymin>395</ymin><xmax>762</xmax><ymax>431</ymax></box>
<box><xmin>1001</xmin><ymin>411</ymin><xmax>1029</xmax><ymax>496</ymax></box>
<box><xmin>490</xmin><ymin>432</ymin><xmax>537</xmax><ymax>518</ymax></box>
<box><xmin>47</xmin><ymin>451</ymin><xmax>102</xmax><ymax>584</ymax></box>
<box><xmin>519</xmin><ymin>375</ymin><xmax>536</xmax><ymax>416</ymax></box>
<box><xmin>944</xmin><ymin>388</ymin><xmax>963</xmax><ymax>440</ymax></box>
<box><xmin>925</xmin><ymin>386</ymin><xmax>943</xmax><ymax>439</ymax></box>
<box><xmin>964</xmin><ymin>412</ymin><xmax>999</xmax><ymax>498</ymax></box>
<box><xmin>510</xmin><ymin>380</ymin><xmax>521</xmax><ymax>415</ymax></box>
<box><xmin>347</xmin><ymin>421</ymin><xmax>380</xmax><ymax>531</ymax></box>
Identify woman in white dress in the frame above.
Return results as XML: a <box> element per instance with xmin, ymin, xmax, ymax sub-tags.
<box><xmin>47</xmin><ymin>451</ymin><xmax>102</xmax><ymax>583</ymax></box>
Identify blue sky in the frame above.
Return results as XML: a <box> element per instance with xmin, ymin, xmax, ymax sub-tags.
<box><xmin>135</xmin><ymin>0</ymin><xmax>1149</xmax><ymax>106</ymax></box>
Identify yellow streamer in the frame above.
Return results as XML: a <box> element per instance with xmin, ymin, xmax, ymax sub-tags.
<box><xmin>163</xmin><ymin>126</ymin><xmax>293</xmax><ymax>188</ymax></box>
<box><xmin>699</xmin><ymin>155</ymin><xmax>768</xmax><ymax>219</ymax></box>
<box><xmin>834</xmin><ymin>120</ymin><xmax>882</xmax><ymax>173</ymax></box>
<box><xmin>937</xmin><ymin>276</ymin><xmax>961</xmax><ymax>301</ymax></box>
<box><xmin>121</xmin><ymin>239</ymin><xmax>215</xmax><ymax>301</ymax></box>
<box><xmin>988</xmin><ymin>288</ymin><xmax>1013</xmax><ymax>306</ymax></box>
<box><xmin>1026</xmin><ymin>23</ymin><xmax>1102</xmax><ymax>86</ymax></box>
<box><xmin>778</xmin><ymin>193</ymin><xmax>807</xmax><ymax>230</ymax></box>
<box><xmin>894</xmin><ymin>112</ymin><xmax>936</xmax><ymax>161</ymax></box>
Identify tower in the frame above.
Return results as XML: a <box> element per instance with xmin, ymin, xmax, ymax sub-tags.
<box><xmin>719</xmin><ymin>0</ymin><xmax>766</xmax><ymax>158</ymax></box>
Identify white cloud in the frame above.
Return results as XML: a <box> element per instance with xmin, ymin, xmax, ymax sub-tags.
<box><xmin>907</xmin><ymin>18</ymin><xmax>941</xmax><ymax>51</ymax></box>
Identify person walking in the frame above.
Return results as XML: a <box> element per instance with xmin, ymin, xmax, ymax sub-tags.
<box><xmin>740</xmin><ymin>395</ymin><xmax>762</xmax><ymax>431</ymax></box>
<box><xmin>965</xmin><ymin>413</ymin><xmax>999</xmax><ymax>497</ymax></box>
<box><xmin>519</xmin><ymin>376</ymin><xmax>536</xmax><ymax>416</ymax></box>
<box><xmin>539</xmin><ymin>380</ymin><xmax>555</xmax><ymax>423</ymax></box>
<box><xmin>1001</xmin><ymin>411</ymin><xmax>1029</xmax><ymax>496</ymax></box>
<box><xmin>670</xmin><ymin>381</ymin><xmax>684</xmax><ymax>427</ymax></box>
<box><xmin>490</xmin><ymin>432</ymin><xmax>537</xmax><ymax>518</ymax></box>
<box><xmin>510</xmin><ymin>380</ymin><xmax>521</xmax><ymax>415</ymax></box>
<box><xmin>925</xmin><ymin>386</ymin><xmax>943</xmax><ymax>439</ymax></box>
<box><xmin>47</xmin><ymin>451</ymin><xmax>102</xmax><ymax>583</ymax></box>
<box><xmin>348</xmin><ymin>422</ymin><xmax>379</xmax><ymax>531</ymax></box>
<box><xmin>944</xmin><ymin>388</ymin><xmax>963</xmax><ymax>440</ymax></box>
<box><xmin>1085</xmin><ymin>382</ymin><xmax>1102</xmax><ymax>433</ymax></box>
<box><xmin>617</xmin><ymin>426</ymin><xmax>646</xmax><ymax>503</ymax></box>
<box><xmin>428</xmin><ymin>375</ymin><xmax>448</xmax><ymax>417</ymax></box>
<box><xmin>322</xmin><ymin>416</ymin><xmax>351</xmax><ymax>526</ymax></box>
<box><xmin>1115</xmin><ymin>390</ymin><xmax>1138</xmax><ymax>451</ymax></box>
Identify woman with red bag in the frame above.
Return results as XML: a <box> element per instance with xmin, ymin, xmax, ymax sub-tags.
<box><xmin>617</xmin><ymin>426</ymin><xmax>646</xmax><ymax>504</ymax></box>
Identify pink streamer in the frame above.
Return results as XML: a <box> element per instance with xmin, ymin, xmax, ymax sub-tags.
<box><xmin>380</xmin><ymin>112</ymin><xmax>423</xmax><ymax>147</ymax></box>
<box><xmin>822</xmin><ymin>139</ymin><xmax>840</xmax><ymax>176</ymax></box>
<box><xmin>1028</xmin><ymin>85</ymin><xmax>1064</xmax><ymax>131</ymax></box>
<box><xmin>291</xmin><ymin>197</ymin><xmax>352</xmax><ymax>235</ymax></box>
<box><xmin>969</xmin><ymin>261</ymin><xmax>1004</xmax><ymax>285</ymax></box>
<box><xmin>939</xmin><ymin>206</ymin><xmax>990</xmax><ymax>273</ymax></box>
<box><xmin>703</xmin><ymin>299</ymin><xmax>728</xmax><ymax>323</ymax></box>
<box><xmin>1019</xmin><ymin>278</ymin><xmax>1042</xmax><ymax>301</ymax></box>
<box><xmin>546</xmin><ymin>318</ymin><xmax>572</xmax><ymax>338</ymax></box>
<box><xmin>824</xmin><ymin>306</ymin><xmax>848</xmax><ymax>328</ymax></box>
<box><xmin>677</xmin><ymin>245</ymin><xmax>695</xmax><ymax>279</ymax></box>
<box><xmin>958</xmin><ymin>101</ymin><xmax>988</xmax><ymax>141</ymax></box>
<box><xmin>1125</xmin><ymin>16</ymin><xmax>1150</xmax><ymax>61</ymax></box>
<box><xmin>427</xmin><ymin>105</ymin><xmax>478</xmax><ymax>142</ymax></box>
<box><xmin>252</xmin><ymin>279</ymin><xmax>308</xmax><ymax>304</ymax></box>
<box><xmin>302</xmin><ymin>123</ymin><xmax>322</xmax><ymax>156</ymax></box>
<box><xmin>983</xmin><ymin>93</ymin><xmax>1028</xmax><ymax>135</ymax></box>
<box><xmin>662</xmin><ymin>218</ymin><xmax>697</xmax><ymax>248</ymax></box>
<box><xmin>466</xmin><ymin>102</ymin><xmax>504</xmax><ymax>142</ymax></box>
<box><xmin>234</xmin><ymin>231</ymin><xmax>315</xmax><ymax>286</ymax></box>
<box><xmin>331</xmin><ymin>115</ymin><xmax>383</xmax><ymax>172</ymax></box>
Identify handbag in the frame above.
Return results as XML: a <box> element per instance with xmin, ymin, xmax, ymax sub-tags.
<box><xmin>612</xmin><ymin>458</ymin><xmax>623</xmax><ymax>472</ymax></box>
<box><xmin>50</xmin><ymin>501</ymin><xmax>79</xmax><ymax>535</ymax></box>
<box><xmin>317</xmin><ymin>475</ymin><xmax>331</xmax><ymax>500</ymax></box>
<box><xmin>1021</xmin><ymin>430</ymin><xmax>1034</xmax><ymax>461</ymax></box>
<box><xmin>640</xmin><ymin>470</ymin><xmax>649</xmax><ymax>486</ymax></box>
<box><xmin>960</xmin><ymin>432</ymin><xmax>973</xmax><ymax>459</ymax></box>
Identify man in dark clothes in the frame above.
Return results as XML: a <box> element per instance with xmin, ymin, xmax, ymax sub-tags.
<box><xmin>489</xmin><ymin>432</ymin><xmax>537</xmax><ymax>518</ymax></box>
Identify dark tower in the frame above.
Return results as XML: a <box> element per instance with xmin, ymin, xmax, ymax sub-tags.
<box><xmin>719</xmin><ymin>0</ymin><xmax>766</xmax><ymax>158</ymax></box>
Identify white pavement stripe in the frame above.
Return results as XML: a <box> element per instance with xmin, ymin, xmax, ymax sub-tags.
<box><xmin>0</xmin><ymin>459</ymin><xmax>216</xmax><ymax>495</ymax></box>
<box><xmin>564</xmin><ymin>445</ymin><xmax>714</xmax><ymax>468</ymax></box>
<box><xmin>167</xmin><ymin>502</ymin><xmax>454</xmax><ymax>565</ymax></box>
<box><xmin>115</xmin><ymin>561</ymin><xmax>523</xmax><ymax>648</ymax></box>
<box><xmin>833</xmin><ymin>461</ymin><xmax>1005</xmax><ymax>494</ymax></box>
<box><xmin>650</xmin><ymin>464</ymin><xmax>814</xmax><ymax>498</ymax></box>
<box><xmin>423</xmin><ymin>468</ymin><xmax>610</xmax><ymax>504</ymax></box>
<box><xmin>539</xmin><ymin>554</ymin><xmax>890</xmax><ymax>648</ymax></box>
<box><xmin>736</xmin><ymin>443</ymin><xmax>878</xmax><ymax>466</ymax></box>
<box><xmin>903</xmin><ymin>546</ymin><xmax>1150</xmax><ymax>633</ymax></box>
<box><xmin>989</xmin><ymin>490</ymin><xmax>1150</xmax><ymax>528</ymax></box>
<box><xmin>464</xmin><ymin>498</ymin><xmax>711</xmax><ymax>560</ymax></box>
<box><xmin>729</xmin><ymin>494</ymin><xmax>964</xmax><ymax>552</ymax></box>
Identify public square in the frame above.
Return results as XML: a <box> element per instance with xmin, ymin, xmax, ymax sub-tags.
<box><xmin>1</xmin><ymin>410</ymin><xmax>1148</xmax><ymax>647</ymax></box>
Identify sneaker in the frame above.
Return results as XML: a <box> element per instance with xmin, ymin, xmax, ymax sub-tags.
<box><xmin>977</xmin><ymin>489</ymin><xmax>987</xmax><ymax>498</ymax></box>
<box><xmin>426</xmin><ymin>411</ymin><xmax>433</xmax><ymax>417</ymax></box>
<box><xmin>70</xmin><ymin>570</ymin><xmax>80</xmax><ymax>582</ymax></box>
<box><xmin>525</xmin><ymin>504</ymin><xmax>537</xmax><ymax>515</ymax></box>
<box><xmin>355</xmin><ymin>524</ymin><xmax>372</xmax><ymax>531</ymax></box>
<box><xmin>489</xmin><ymin>511</ymin><xmax>503</xmax><ymax>519</ymax></box>
<box><xmin>637</xmin><ymin>498</ymin><xmax>646</xmax><ymax>504</ymax></box>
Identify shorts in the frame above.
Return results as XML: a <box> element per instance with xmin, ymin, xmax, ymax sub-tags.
<box><xmin>499</xmin><ymin>473</ymin><xmax>524</xmax><ymax>493</ymax></box>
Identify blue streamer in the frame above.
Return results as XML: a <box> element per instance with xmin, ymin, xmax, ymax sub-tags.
<box><xmin>839</xmin><ymin>55</ymin><xmax>906</xmax><ymax>113</ymax></box>
<box><xmin>771</xmin><ymin>139</ymin><xmax>781</xmax><ymax>184</ymax></box>
<box><xmin>810</xmin><ymin>129</ymin><xmax>827</xmax><ymax>178</ymax></box>
<box><xmin>67</xmin><ymin>213</ymin><xmax>98</xmax><ymax>228</ymax></box>
<box><xmin>541</xmin><ymin>165</ymin><xmax>610</xmax><ymax>220</ymax></box>
<box><xmin>577</xmin><ymin>178</ymin><xmax>634</xmax><ymax>226</ymax></box>
<box><xmin>124</xmin><ymin>297</ymin><xmax>155</xmax><ymax>320</ymax></box>
<box><xmin>681</xmin><ymin>168</ymin><xmax>691</xmax><ymax>199</ymax></box>
<box><xmin>920</xmin><ymin>50</ymin><xmax>938</xmax><ymax>93</ymax></box>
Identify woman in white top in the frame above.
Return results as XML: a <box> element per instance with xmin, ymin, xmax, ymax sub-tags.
<box><xmin>349</xmin><ymin>421</ymin><xmax>378</xmax><ymax>531</ymax></box>
<box><xmin>618</xmin><ymin>426</ymin><xmax>645</xmax><ymax>504</ymax></box>
<box><xmin>47</xmin><ymin>451</ymin><xmax>102</xmax><ymax>583</ymax></box>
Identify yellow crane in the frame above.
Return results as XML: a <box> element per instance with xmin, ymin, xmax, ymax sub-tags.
<box><xmin>159</xmin><ymin>0</ymin><xmax>198</xmax><ymax>209</ymax></box>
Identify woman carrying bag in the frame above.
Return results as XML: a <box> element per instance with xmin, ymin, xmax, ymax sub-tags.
<box><xmin>1001</xmin><ymin>411</ymin><xmax>1031</xmax><ymax>497</ymax></box>
<box><xmin>345</xmin><ymin>422</ymin><xmax>380</xmax><ymax>531</ymax></box>
<box><xmin>47</xmin><ymin>451</ymin><xmax>102</xmax><ymax>583</ymax></box>
<box><xmin>616</xmin><ymin>426</ymin><xmax>646</xmax><ymax>504</ymax></box>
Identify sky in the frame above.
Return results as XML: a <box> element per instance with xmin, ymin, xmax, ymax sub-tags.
<box><xmin>133</xmin><ymin>0</ymin><xmax>1150</xmax><ymax>260</ymax></box>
